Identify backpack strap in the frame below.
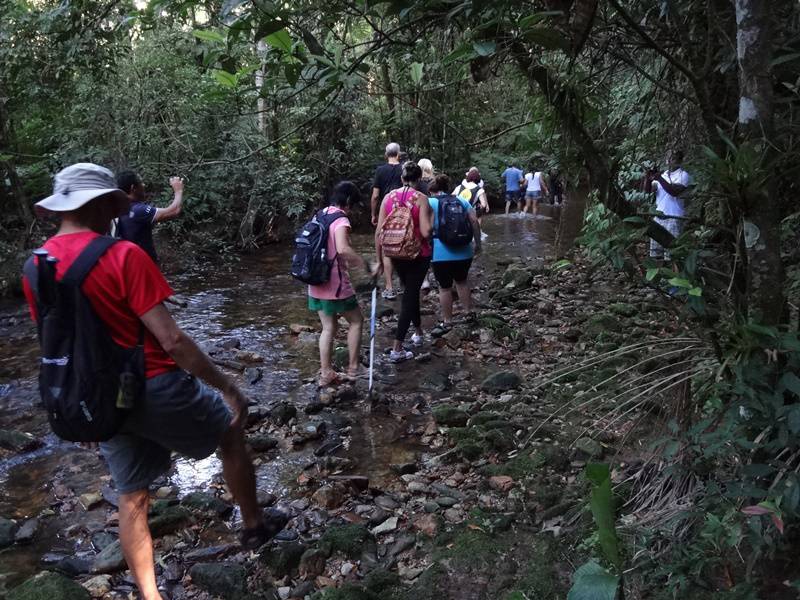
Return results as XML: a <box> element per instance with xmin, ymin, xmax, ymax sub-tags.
<box><xmin>23</xmin><ymin>256</ymin><xmax>39</xmax><ymax>298</ymax></box>
<box><xmin>62</xmin><ymin>236</ymin><xmax>119</xmax><ymax>287</ymax></box>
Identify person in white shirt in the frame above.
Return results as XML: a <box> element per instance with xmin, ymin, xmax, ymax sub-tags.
<box><xmin>647</xmin><ymin>149</ymin><xmax>690</xmax><ymax>261</ymax></box>
<box><xmin>523</xmin><ymin>167</ymin><xmax>549</xmax><ymax>217</ymax></box>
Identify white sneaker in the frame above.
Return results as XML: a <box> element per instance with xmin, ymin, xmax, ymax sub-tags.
<box><xmin>389</xmin><ymin>350</ymin><xmax>414</xmax><ymax>363</ymax></box>
<box><xmin>411</xmin><ymin>334</ymin><xmax>423</xmax><ymax>347</ymax></box>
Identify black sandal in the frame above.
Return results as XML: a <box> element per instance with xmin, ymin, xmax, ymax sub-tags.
<box><xmin>239</xmin><ymin>508</ymin><xmax>290</xmax><ymax>550</ymax></box>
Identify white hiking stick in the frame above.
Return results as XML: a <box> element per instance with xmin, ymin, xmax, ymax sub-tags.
<box><xmin>367</xmin><ymin>285</ymin><xmax>377</xmax><ymax>405</ymax></box>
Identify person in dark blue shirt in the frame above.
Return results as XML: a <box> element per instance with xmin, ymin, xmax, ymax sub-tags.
<box><xmin>116</xmin><ymin>171</ymin><xmax>184</xmax><ymax>264</ymax></box>
<box><xmin>501</xmin><ymin>164</ymin><xmax>524</xmax><ymax>215</ymax></box>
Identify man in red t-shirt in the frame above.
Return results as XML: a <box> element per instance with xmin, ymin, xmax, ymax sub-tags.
<box><xmin>23</xmin><ymin>164</ymin><xmax>274</xmax><ymax>600</ymax></box>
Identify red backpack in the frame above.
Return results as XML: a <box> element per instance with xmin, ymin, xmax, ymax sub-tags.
<box><xmin>380</xmin><ymin>188</ymin><xmax>421</xmax><ymax>259</ymax></box>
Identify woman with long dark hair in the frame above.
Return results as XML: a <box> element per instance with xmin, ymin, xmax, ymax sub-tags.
<box><xmin>375</xmin><ymin>162</ymin><xmax>433</xmax><ymax>362</ymax></box>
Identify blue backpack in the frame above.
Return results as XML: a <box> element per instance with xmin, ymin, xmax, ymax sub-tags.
<box><xmin>290</xmin><ymin>210</ymin><xmax>346</xmax><ymax>285</ymax></box>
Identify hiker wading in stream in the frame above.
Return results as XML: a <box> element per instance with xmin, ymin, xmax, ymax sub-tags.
<box><xmin>430</xmin><ymin>173</ymin><xmax>481</xmax><ymax>330</ymax></box>
<box><xmin>375</xmin><ymin>161</ymin><xmax>433</xmax><ymax>363</ymax></box>
<box><xmin>22</xmin><ymin>163</ymin><xmax>278</xmax><ymax>600</ymax></box>
<box><xmin>308</xmin><ymin>181</ymin><xmax>374</xmax><ymax>386</ymax></box>
<box><xmin>371</xmin><ymin>142</ymin><xmax>404</xmax><ymax>300</ymax></box>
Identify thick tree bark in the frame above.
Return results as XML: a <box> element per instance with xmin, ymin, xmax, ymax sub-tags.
<box><xmin>735</xmin><ymin>0</ymin><xmax>785</xmax><ymax>324</ymax></box>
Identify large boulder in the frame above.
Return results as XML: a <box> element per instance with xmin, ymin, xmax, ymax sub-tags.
<box><xmin>501</xmin><ymin>265</ymin><xmax>533</xmax><ymax>289</ymax></box>
<box><xmin>8</xmin><ymin>571</ymin><xmax>90</xmax><ymax>600</ymax></box>
<box><xmin>0</xmin><ymin>517</ymin><xmax>18</xmax><ymax>548</ymax></box>
<box><xmin>92</xmin><ymin>540</ymin><xmax>126</xmax><ymax>574</ymax></box>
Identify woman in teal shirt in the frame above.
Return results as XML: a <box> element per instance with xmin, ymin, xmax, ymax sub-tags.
<box><xmin>428</xmin><ymin>174</ymin><xmax>482</xmax><ymax>329</ymax></box>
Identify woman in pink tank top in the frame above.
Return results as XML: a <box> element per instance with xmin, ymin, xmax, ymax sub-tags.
<box><xmin>374</xmin><ymin>162</ymin><xmax>433</xmax><ymax>363</ymax></box>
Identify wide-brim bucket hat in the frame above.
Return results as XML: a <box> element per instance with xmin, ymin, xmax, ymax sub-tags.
<box><xmin>35</xmin><ymin>163</ymin><xmax>129</xmax><ymax>217</ymax></box>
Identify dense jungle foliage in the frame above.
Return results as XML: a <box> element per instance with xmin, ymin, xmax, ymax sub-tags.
<box><xmin>2</xmin><ymin>0</ymin><xmax>800</xmax><ymax>598</ymax></box>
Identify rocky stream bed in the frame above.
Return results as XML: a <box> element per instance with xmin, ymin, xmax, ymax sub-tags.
<box><xmin>0</xmin><ymin>210</ymin><xmax>685</xmax><ymax>600</ymax></box>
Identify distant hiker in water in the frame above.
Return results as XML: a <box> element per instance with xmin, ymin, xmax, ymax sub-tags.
<box><xmin>371</xmin><ymin>143</ymin><xmax>403</xmax><ymax>300</ymax></box>
<box><xmin>502</xmin><ymin>162</ymin><xmax>525</xmax><ymax>215</ymax></box>
<box><xmin>375</xmin><ymin>161</ymin><xmax>433</xmax><ymax>363</ymax></box>
<box><xmin>430</xmin><ymin>173</ymin><xmax>481</xmax><ymax>329</ymax></box>
<box><xmin>308</xmin><ymin>182</ymin><xmax>373</xmax><ymax>386</ymax></box>
<box><xmin>549</xmin><ymin>168</ymin><xmax>564</xmax><ymax>205</ymax></box>
<box><xmin>116</xmin><ymin>170</ymin><xmax>184</xmax><ymax>264</ymax></box>
<box><xmin>454</xmin><ymin>167</ymin><xmax>490</xmax><ymax>227</ymax></box>
<box><xmin>523</xmin><ymin>165</ymin><xmax>549</xmax><ymax>217</ymax></box>
<box><xmin>417</xmin><ymin>158</ymin><xmax>435</xmax><ymax>196</ymax></box>
<box><xmin>23</xmin><ymin>164</ymin><xmax>276</xmax><ymax>600</ymax></box>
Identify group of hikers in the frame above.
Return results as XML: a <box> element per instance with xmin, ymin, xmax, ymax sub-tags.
<box><xmin>501</xmin><ymin>162</ymin><xmax>564</xmax><ymax>217</ymax></box>
<box><xmin>19</xmin><ymin>140</ymin><xmax>690</xmax><ymax>600</ymax></box>
<box><xmin>303</xmin><ymin>142</ymin><xmax>485</xmax><ymax>388</ymax></box>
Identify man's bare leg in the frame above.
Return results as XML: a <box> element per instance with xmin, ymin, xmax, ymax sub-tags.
<box><xmin>119</xmin><ymin>490</ymin><xmax>161</xmax><ymax>600</ymax></box>
<box><xmin>219</xmin><ymin>427</ymin><xmax>262</xmax><ymax>530</ymax></box>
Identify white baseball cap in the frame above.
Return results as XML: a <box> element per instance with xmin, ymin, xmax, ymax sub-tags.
<box><xmin>35</xmin><ymin>163</ymin><xmax>128</xmax><ymax>216</ymax></box>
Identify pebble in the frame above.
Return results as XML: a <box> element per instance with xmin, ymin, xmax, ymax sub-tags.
<box><xmin>341</xmin><ymin>562</ymin><xmax>355</xmax><ymax>576</ymax></box>
<box><xmin>82</xmin><ymin>574</ymin><xmax>112</xmax><ymax>598</ymax></box>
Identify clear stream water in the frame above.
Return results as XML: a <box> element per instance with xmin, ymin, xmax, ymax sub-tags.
<box><xmin>0</xmin><ymin>213</ymin><xmax>555</xmax><ymax>590</ymax></box>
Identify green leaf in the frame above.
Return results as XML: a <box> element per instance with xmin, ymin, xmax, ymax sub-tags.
<box><xmin>552</xmin><ymin>259</ymin><xmax>572</xmax><ymax>271</ymax></box>
<box><xmin>193</xmin><ymin>29</ymin><xmax>225</xmax><ymax>43</ymax></box>
<box><xmin>780</xmin><ymin>372</ymin><xmax>800</xmax><ymax>398</ymax></box>
<box><xmin>410</xmin><ymin>62</ymin><xmax>424</xmax><ymax>85</ymax></box>
<box><xmin>473</xmin><ymin>41</ymin><xmax>496</xmax><ymax>57</ymax></box>
<box><xmin>522</xmin><ymin>27</ymin><xmax>569</xmax><ymax>51</ymax></box>
<box><xmin>667</xmin><ymin>277</ymin><xmax>692</xmax><ymax>288</ymax></box>
<box><xmin>585</xmin><ymin>464</ymin><xmax>621</xmax><ymax>569</ymax></box>
<box><xmin>213</xmin><ymin>69</ymin><xmax>237</xmax><ymax>87</ymax></box>
<box><xmin>645</xmin><ymin>268</ymin><xmax>659</xmax><ymax>281</ymax></box>
<box><xmin>567</xmin><ymin>561</ymin><xmax>620</xmax><ymax>600</ymax></box>
<box><xmin>265</xmin><ymin>29</ymin><xmax>292</xmax><ymax>53</ymax></box>
<box><xmin>443</xmin><ymin>45</ymin><xmax>475</xmax><ymax>65</ymax></box>
<box><xmin>519</xmin><ymin>11</ymin><xmax>564</xmax><ymax>29</ymax></box>
<box><xmin>688</xmin><ymin>287</ymin><xmax>702</xmax><ymax>297</ymax></box>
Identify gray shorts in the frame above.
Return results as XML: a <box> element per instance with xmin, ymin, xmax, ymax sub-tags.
<box><xmin>650</xmin><ymin>217</ymin><xmax>684</xmax><ymax>261</ymax></box>
<box><xmin>100</xmin><ymin>370</ymin><xmax>232</xmax><ymax>494</ymax></box>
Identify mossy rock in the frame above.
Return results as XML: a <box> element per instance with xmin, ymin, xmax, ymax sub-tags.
<box><xmin>608</xmin><ymin>302</ymin><xmax>637</xmax><ymax>318</ymax></box>
<box><xmin>534</xmin><ymin>446</ymin><xmax>570</xmax><ymax>472</ymax></box>
<box><xmin>457</xmin><ymin>441</ymin><xmax>485</xmax><ymax>460</ymax></box>
<box><xmin>259</xmin><ymin>541</ymin><xmax>307</xmax><ymax>578</ymax></box>
<box><xmin>363</xmin><ymin>569</ymin><xmax>401</xmax><ymax>594</ymax></box>
<box><xmin>467</xmin><ymin>412</ymin><xmax>503</xmax><ymax>428</ymax></box>
<box><xmin>432</xmin><ymin>406</ymin><xmax>469</xmax><ymax>427</ymax></box>
<box><xmin>318</xmin><ymin>524</ymin><xmax>371</xmax><ymax>558</ymax></box>
<box><xmin>480</xmin><ymin>453</ymin><xmax>545</xmax><ymax>479</ymax></box>
<box><xmin>312</xmin><ymin>584</ymin><xmax>377</xmax><ymax>600</ymax></box>
<box><xmin>148</xmin><ymin>505</ymin><xmax>194</xmax><ymax>538</ymax></box>
<box><xmin>483</xmin><ymin>429</ymin><xmax>515</xmax><ymax>452</ymax></box>
<box><xmin>8</xmin><ymin>571</ymin><xmax>90</xmax><ymax>600</ymax></box>
<box><xmin>482</xmin><ymin>419</ymin><xmax>516</xmax><ymax>431</ymax></box>
<box><xmin>583</xmin><ymin>313</ymin><xmax>623</xmax><ymax>337</ymax></box>
<box><xmin>181</xmin><ymin>492</ymin><xmax>233</xmax><ymax>517</ymax></box>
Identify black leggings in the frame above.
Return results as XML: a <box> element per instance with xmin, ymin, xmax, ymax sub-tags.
<box><xmin>392</xmin><ymin>256</ymin><xmax>431</xmax><ymax>342</ymax></box>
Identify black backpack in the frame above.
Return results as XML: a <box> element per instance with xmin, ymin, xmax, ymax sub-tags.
<box><xmin>436</xmin><ymin>194</ymin><xmax>474</xmax><ymax>247</ymax></box>
<box><xmin>23</xmin><ymin>236</ymin><xmax>145</xmax><ymax>443</ymax></box>
<box><xmin>290</xmin><ymin>209</ymin><xmax>346</xmax><ymax>286</ymax></box>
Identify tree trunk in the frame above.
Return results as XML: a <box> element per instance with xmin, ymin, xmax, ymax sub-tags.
<box><xmin>380</xmin><ymin>61</ymin><xmax>397</xmax><ymax>136</ymax></box>
<box><xmin>255</xmin><ymin>40</ymin><xmax>268</xmax><ymax>136</ymax></box>
<box><xmin>0</xmin><ymin>82</ymin><xmax>32</xmax><ymax>225</ymax></box>
<box><xmin>735</xmin><ymin>0</ymin><xmax>785</xmax><ymax>324</ymax></box>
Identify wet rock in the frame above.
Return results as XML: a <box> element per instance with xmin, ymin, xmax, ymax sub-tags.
<box><xmin>221</xmin><ymin>338</ymin><xmax>242</xmax><ymax>350</ymax></box>
<box><xmin>297</xmin><ymin>331</ymin><xmax>320</xmax><ymax>344</ymax></box>
<box><xmin>270</xmin><ymin>402</ymin><xmax>297</xmax><ymax>426</ymax></box>
<box><xmin>299</xmin><ymin>548</ymin><xmax>327</xmax><ymax>577</ymax></box>
<box><xmin>413</xmin><ymin>514</ymin><xmax>441</xmax><ymax>537</ymax></box>
<box><xmin>82</xmin><ymin>575</ymin><xmax>112</xmax><ymax>598</ymax></box>
<box><xmin>329</xmin><ymin>475</ymin><xmax>370</xmax><ymax>491</ymax></box>
<box><xmin>314</xmin><ymin>437</ymin><xmax>344</xmax><ymax>456</ymax></box>
<box><xmin>368</xmin><ymin>508</ymin><xmax>391</xmax><ymax>526</ymax></box>
<box><xmin>79</xmin><ymin>492</ymin><xmax>104</xmax><ymax>511</ymax></box>
<box><xmin>432</xmin><ymin>406</ymin><xmax>469</xmax><ymax>427</ymax></box>
<box><xmin>0</xmin><ymin>517</ymin><xmax>18</xmax><ymax>548</ymax></box>
<box><xmin>390</xmin><ymin>461</ymin><xmax>418</xmax><ymax>475</ymax></box>
<box><xmin>387</xmin><ymin>534</ymin><xmax>416</xmax><ymax>558</ymax></box>
<box><xmin>289</xmin><ymin>324</ymin><xmax>313</xmax><ymax>335</ymax></box>
<box><xmin>248</xmin><ymin>434</ymin><xmax>279</xmax><ymax>452</ymax></box>
<box><xmin>235</xmin><ymin>350</ymin><xmax>264</xmax><ymax>364</ymax></box>
<box><xmin>257</xmin><ymin>490</ymin><xmax>277</xmax><ymax>507</ymax></box>
<box><xmin>370</xmin><ymin>516</ymin><xmax>398</xmax><ymax>536</ymax></box>
<box><xmin>44</xmin><ymin>555</ymin><xmax>91</xmax><ymax>577</ymax></box>
<box><xmin>575</xmin><ymin>437</ymin><xmax>604</xmax><ymax>459</ymax></box>
<box><xmin>188</xmin><ymin>562</ymin><xmax>246</xmax><ymax>599</ymax></box>
<box><xmin>423</xmin><ymin>501</ymin><xmax>440</xmax><ymax>513</ymax></box>
<box><xmin>481</xmin><ymin>371</ymin><xmax>522</xmax><ymax>393</ymax></box>
<box><xmin>374</xmin><ymin>495</ymin><xmax>400</xmax><ymax>510</ymax></box>
<box><xmin>501</xmin><ymin>265</ymin><xmax>533</xmax><ymax>289</ymax></box>
<box><xmin>311</xmin><ymin>485</ymin><xmax>345</xmax><ymax>509</ymax></box>
<box><xmin>92</xmin><ymin>540</ymin><xmax>126</xmax><ymax>573</ymax></box>
<box><xmin>260</xmin><ymin>541</ymin><xmax>306</xmax><ymax>578</ymax></box>
<box><xmin>14</xmin><ymin>518</ymin><xmax>38</xmax><ymax>544</ymax></box>
<box><xmin>245</xmin><ymin>367</ymin><xmax>263</xmax><ymax>385</ymax></box>
<box><xmin>0</xmin><ymin>429</ymin><xmax>41</xmax><ymax>453</ymax></box>
<box><xmin>181</xmin><ymin>491</ymin><xmax>233</xmax><ymax>517</ymax></box>
<box><xmin>489</xmin><ymin>476</ymin><xmax>516</xmax><ymax>493</ymax></box>
<box><xmin>185</xmin><ymin>544</ymin><xmax>235</xmax><ymax>562</ymax></box>
<box><xmin>148</xmin><ymin>505</ymin><xmax>193</xmax><ymax>537</ymax></box>
<box><xmin>90</xmin><ymin>531</ymin><xmax>117</xmax><ymax>552</ymax></box>
<box><xmin>305</xmin><ymin>400</ymin><xmax>325</xmax><ymax>414</ymax></box>
<box><xmin>430</xmin><ymin>483</ymin><xmax>466</xmax><ymax>501</ymax></box>
<box><xmin>247</xmin><ymin>406</ymin><xmax>271</xmax><ymax>426</ymax></box>
<box><xmin>8</xmin><ymin>571</ymin><xmax>90</xmax><ymax>600</ymax></box>
<box><xmin>434</xmin><ymin>497</ymin><xmax>457</xmax><ymax>508</ymax></box>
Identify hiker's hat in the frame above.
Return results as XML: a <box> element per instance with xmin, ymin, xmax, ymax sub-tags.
<box><xmin>35</xmin><ymin>163</ymin><xmax>128</xmax><ymax>216</ymax></box>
